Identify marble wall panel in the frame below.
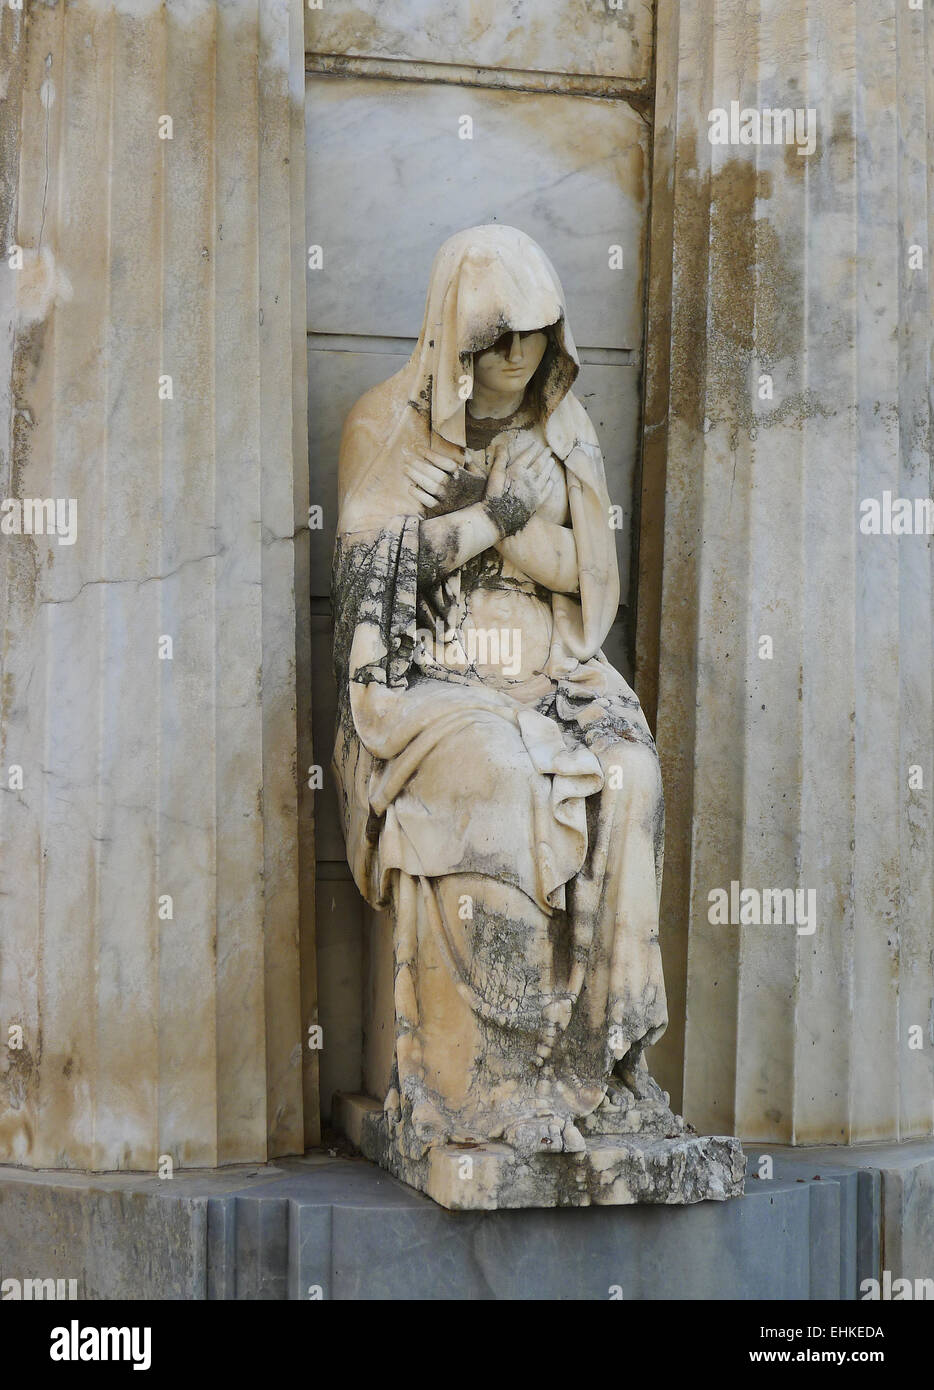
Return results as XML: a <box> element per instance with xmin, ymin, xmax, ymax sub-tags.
<box><xmin>305</xmin><ymin>0</ymin><xmax>653</xmax><ymax>85</ymax></box>
<box><xmin>305</xmin><ymin>75</ymin><xmax>649</xmax><ymax>350</ymax></box>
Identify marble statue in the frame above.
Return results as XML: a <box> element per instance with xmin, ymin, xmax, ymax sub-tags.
<box><xmin>332</xmin><ymin>225</ymin><xmax>744</xmax><ymax>1208</ymax></box>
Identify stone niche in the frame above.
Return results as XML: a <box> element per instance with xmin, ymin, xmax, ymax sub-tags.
<box><xmin>307</xmin><ymin>0</ymin><xmax>659</xmax><ymax>1146</ymax></box>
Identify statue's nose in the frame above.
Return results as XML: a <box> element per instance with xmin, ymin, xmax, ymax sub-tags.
<box><xmin>506</xmin><ymin>332</ymin><xmax>523</xmax><ymax>363</ymax></box>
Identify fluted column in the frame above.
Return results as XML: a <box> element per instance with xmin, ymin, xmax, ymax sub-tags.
<box><xmin>0</xmin><ymin>0</ymin><xmax>316</xmax><ymax>1169</ymax></box>
<box><xmin>640</xmin><ymin>0</ymin><xmax>934</xmax><ymax>1143</ymax></box>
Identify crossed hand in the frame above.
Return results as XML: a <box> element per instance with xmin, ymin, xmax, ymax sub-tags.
<box><xmin>404</xmin><ymin>435</ymin><xmax>558</xmax><ymax>517</ymax></box>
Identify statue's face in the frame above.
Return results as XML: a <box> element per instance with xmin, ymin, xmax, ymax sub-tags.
<box><xmin>472</xmin><ymin>328</ymin><xmax>548</xmax><ymax>400</ymax></box>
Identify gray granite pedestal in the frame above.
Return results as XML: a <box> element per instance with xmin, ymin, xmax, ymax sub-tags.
<box><xmin>1</xmin><ymin>1140</ymin><xmax>932</xmax><ymax>1299</ymax></box>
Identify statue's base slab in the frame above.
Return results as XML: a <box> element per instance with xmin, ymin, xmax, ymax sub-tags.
<box><xmin>334</xmin><ymin>1093</ymin><xmax>746</xmax><ymax>1210</ymax></box>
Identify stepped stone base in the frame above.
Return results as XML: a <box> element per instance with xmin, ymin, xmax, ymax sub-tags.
<box><xmin>2</xmin><ymin>1141</ymin><xmax>934</xmax><ymax>1297</ymax></box>
<box><xmin>334</xmin><ymin>1093</ymin><xmax>746</xmax><ymax>1210</ymax></box>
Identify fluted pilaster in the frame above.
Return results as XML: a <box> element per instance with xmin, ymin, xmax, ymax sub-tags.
<box><xmin>0</xmin><ymin>0</ymin><xmax>315</xmax><ymax>1169</ymax></box>
<box><xmin>641</xmin><ymin>0</ymin><xmax>934</xmax><ymax>1143</ymax></box>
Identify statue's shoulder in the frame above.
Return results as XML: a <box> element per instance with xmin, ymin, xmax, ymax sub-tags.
<box><xmin>337</xmin><ymin>364</ymin><xmax>420</xmax><ymax>523</ymax></box>
<box><xmin>340</xmin><ymin>364</ymin><xmax>414</xmax><ymax>450</ymax></box>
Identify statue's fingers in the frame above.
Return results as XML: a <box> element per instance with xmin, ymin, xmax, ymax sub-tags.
<box><xmin>406</xmin><ymin>464</ymin><xmax>446</xmax><ymax>497</ymax></box>
<box><xmin>487</xmin><ymin>447</ymin><xmax>509</xmax><ymax>483</ymax></box>
<box><xmin>409</xmin><ymin>482</ymin><xmax>438</xmax><ymax>509</ymax></box>
<box><xmin>526</xmin><ymin>451</ymin><xmax>555</xmax><ymax>483</ymax></box>
<box><xmin>488</xmin><ymin>440</ymin><xmax>509</xmax><ymax>470</ymax></box>
<box><xmin>424</xmin><ymin>460</ymin><xmax>456</xmax><ymax>488</ymax></box>
<box><xmin>514</xmin><ymin>444</ymin><xmax>551</xmax><ymax>476</ymax></box>
<box><xmin>423</xmin><ymin>449</ymin><xmax>458</xmax><ymax>473</ymax></box>
<box><xmin>511</xmin><ymin>439</ymin><xmax>547</xmax><ymax>467</ymax></box>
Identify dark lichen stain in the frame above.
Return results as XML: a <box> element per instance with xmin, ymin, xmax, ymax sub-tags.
<box><xmin>2</xmin><ymin>1032</ymin><xmax>41</xmax><ymax>1116</ymax></box>
<box><xmin>672</xmin><ymin>134</ymin><xmax>833</xmax><ymax>447</ymax></box>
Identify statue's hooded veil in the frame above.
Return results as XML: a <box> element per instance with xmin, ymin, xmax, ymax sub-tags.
<box><xmin>335</xmin><ymin>223</ymin><xmax>619</xmax><ymax>670</ymax></box>
<box><xmin>411</xmin><ymin>223</ymin><xmax>580</xmax><ymax>448</ymax></box>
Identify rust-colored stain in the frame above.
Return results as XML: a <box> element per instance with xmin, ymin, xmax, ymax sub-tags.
<box><xmin>670</xmin><ymin>130</ymin><xmax>831</xmax><ymax>446</ymax></box>
<box><xmin>0</xmin><ymin>1031</ymin><xmax>41</xmax><ymax>1158</ymax></box>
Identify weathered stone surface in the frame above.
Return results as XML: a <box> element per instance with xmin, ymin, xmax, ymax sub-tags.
<box><xmin>336</xmin><ymin>1093</ymin><xmax>744</xmax><ymax>1211</ymax></box>
<box><xmin>305</xmin><ymin>0</ymin><xmax>654</xmax><ymax>86</ymax></box>
<box><xmin>0</xmin><ymin>1164</ymin><xmax>261</xmax><ymax>1300</ymax></box>
<box><xmin>0</xmin><ymin>0</ymin><xmax>315</xmax><ymax>1169</ymax></box>
<box><xmin>5</xmin><ymin>1141</ymin><xmax>923</xmax><ymax>1299</ymax></box>
<box><xmin>748</xmin><ymin>1141</ymin><xmax>934</xmax><ymax>1286</ymax></box>
<box><xmin>638</xmin><ymin>0</ymin><xmax>934</xmax><ymax>1146</ymax></box>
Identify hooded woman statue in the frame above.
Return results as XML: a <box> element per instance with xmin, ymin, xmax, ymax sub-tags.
<box><xmin>332</xmin><ymin>225</ymin><xmax>679</xmax><ymax>1180</ymax></box>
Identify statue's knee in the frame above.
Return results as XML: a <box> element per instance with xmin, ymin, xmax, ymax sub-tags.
<box><xmin>601</xmin><ymin>741</ymin><xmax>661</xmax><ymax>808</ymax></box>
<box><xmin>459</xmin><ymin>717</ymin><xmax>536</xmax><ymax>788</ymax></box>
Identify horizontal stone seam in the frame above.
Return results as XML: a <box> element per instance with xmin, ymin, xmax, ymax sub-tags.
<box><xmin>305</xmin><ymin>52</ymin><xmax>653</xmax><ymax>108</ymax></box>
